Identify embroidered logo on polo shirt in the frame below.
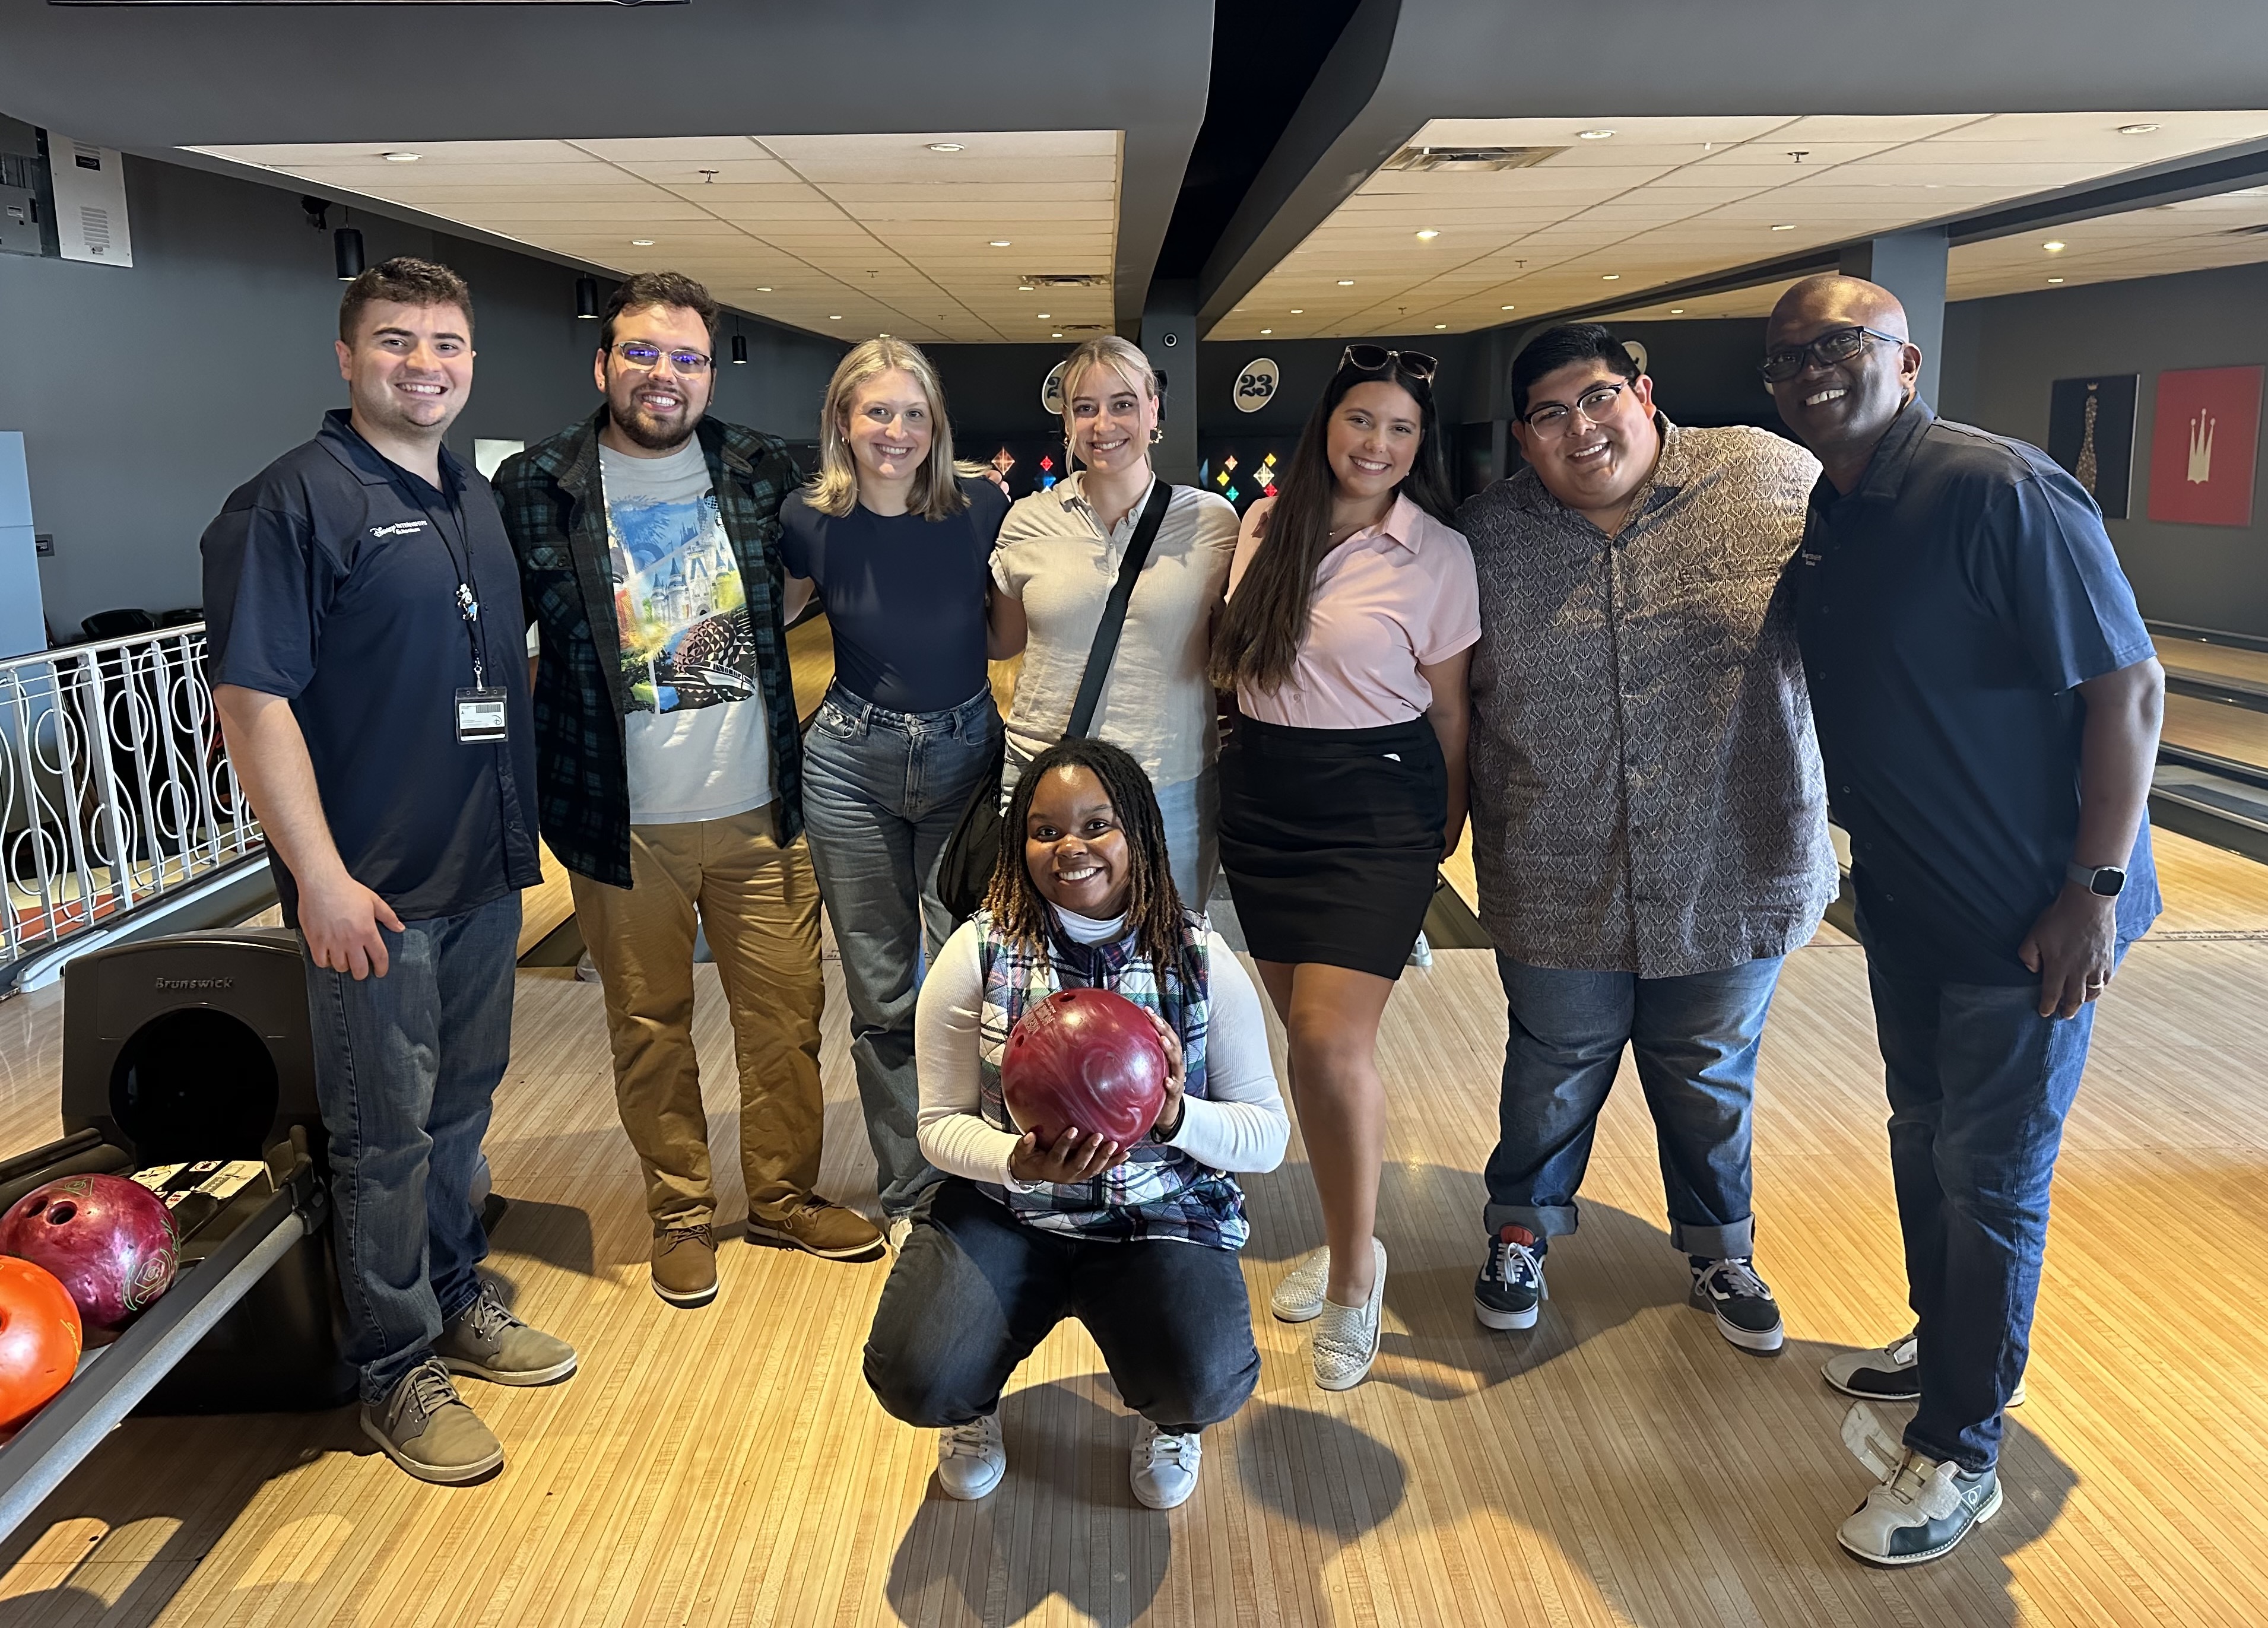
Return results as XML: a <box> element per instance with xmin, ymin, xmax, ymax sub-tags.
<box><xmin>369</xmin><ymin>520</ymin><xmax>429</xmax><ymax>538</ymax></box>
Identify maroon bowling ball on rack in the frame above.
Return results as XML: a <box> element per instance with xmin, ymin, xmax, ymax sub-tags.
<box><xmin>0</xmin><ymin>1173</ymin><xmax>179</xmax><ymax>1332</ymax></box>
<box><xmin>1001</xmin><ymin>988</ymin><xmax>1170</xmax><ymax>1148</ymax></box>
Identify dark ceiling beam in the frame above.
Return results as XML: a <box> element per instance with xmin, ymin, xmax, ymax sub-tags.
<box><xmin>0</xmin><ymin>0</ymin><xmax>1215</xmax><ymax>332</ymax></box>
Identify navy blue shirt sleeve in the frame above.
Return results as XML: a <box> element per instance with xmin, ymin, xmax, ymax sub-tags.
<box><xmin>201</xmin><ymin>484</ymin><xmax>327</xmax><ymax>702</ymax></box>
<box><xmin>1986</xmin><ymin>465</ymin><xmax>2155</xmax><ymax>694</ymax></box>
<box><xmin>778</xmin><ymin>490</ymin><xmax>821</xmax><ymax>585</ymax></box>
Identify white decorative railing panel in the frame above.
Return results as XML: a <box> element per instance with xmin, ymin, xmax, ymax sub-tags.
<box><xmin>0</xmin><ymin>625</ymin><xmax>264</xmax><ymax>971</ymax></box>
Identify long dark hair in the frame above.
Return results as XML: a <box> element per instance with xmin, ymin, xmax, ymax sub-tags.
<box><xmin>985</xmin><ymin>738</ymin><xmax>1189</xmax><ymax>987</ymax></box>
<box><xmin>1210</xmin><ymin>353</ymin><xmax>1455</xmax><ymax>694</ymax></box>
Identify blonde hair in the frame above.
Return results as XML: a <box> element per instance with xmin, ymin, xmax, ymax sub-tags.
<box><xmin>809</xmin><ymin>338</ymin><xmax>969</xmax><ymax>520</ymax></box>
<box><xmin>1058</xmin><ymin>335</ymin><xmax>1158</xmax><ymax>468</ymax></box>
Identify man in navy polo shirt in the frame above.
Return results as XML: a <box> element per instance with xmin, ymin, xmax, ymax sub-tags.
<box><xmin>1766</xmin><ymin>274</ymin><xmax>2164</xmax><ymax>1566</ymax></box>
<box><xmin>205</xmin><ymin>258</ymin><xmax>577</xmax><ymax>1485</ymax></box>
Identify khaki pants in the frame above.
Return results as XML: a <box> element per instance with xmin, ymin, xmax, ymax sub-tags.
<box><xmin>569</xmin><ymin>804</ymin><xmax>825</xmax><ymax>1230</ymax></box>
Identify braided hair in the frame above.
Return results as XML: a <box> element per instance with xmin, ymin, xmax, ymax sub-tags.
<box><xmin>985</xmin><ymin>737</ymin><xmax>1190</xmax><ymax>987</ymax></box>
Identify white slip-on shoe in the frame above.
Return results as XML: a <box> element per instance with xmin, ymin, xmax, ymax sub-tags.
<box><xmin>1310</xmin><ymin>1239</ymin><xmax>1388</xmax><ymax>1392</ymax></box>
<box><xmin>1269</xmin><ymin>1245</ymin><xmax>1332</xmax><ymax>1324</ymax></box>
<box><xmin>1129</xmin><ymin>1419</ymin><xmax>1202</xmax><ymax>1510</ymax></box>
<box><xmin>937</xmin><ymin>1413</ymin><xmax>1005</xmax><ymax>1500</ymax></box>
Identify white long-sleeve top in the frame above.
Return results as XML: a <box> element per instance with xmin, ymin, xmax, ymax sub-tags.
<box><xmin>915</xmin><ymin>908</ymin><xmax>1290</xmax><ymax>1189</ymax></box>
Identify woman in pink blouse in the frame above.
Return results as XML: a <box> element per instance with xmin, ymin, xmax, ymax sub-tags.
<box><xmin>1209</xmin><ymin>345</ymin><xmax>1479</xmax><ymax>1391</ymax></box>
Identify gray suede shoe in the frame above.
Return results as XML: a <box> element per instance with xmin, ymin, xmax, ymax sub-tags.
<box><xmin>361</xmin><ymin>1357</ymin><xmax>504</xmax><ymax>1484</ymax></box>
<box><xmin>434</xmin><ymin>1281</ymin><xmax>579</xmax><ymax>1385</ymax></box>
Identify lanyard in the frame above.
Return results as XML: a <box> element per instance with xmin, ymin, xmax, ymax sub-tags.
<box><xmin>386</xmin><ymin>466</ymin><xmax>490</xmax><ymax>691</ymax></box>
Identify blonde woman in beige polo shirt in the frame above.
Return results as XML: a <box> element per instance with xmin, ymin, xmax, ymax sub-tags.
<box><xmin>989</xmin><ymin>337</ymin><xmax>1239</xmax><ymax>906</ymax></box>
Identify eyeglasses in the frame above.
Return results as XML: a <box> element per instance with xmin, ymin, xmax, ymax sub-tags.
<box><xmin>611</xmin><ymin>341</ymin><xmax>713</xmax><ymax>375</ymax></box>
<box><xmin>1758</xmin><ymin>325</ymin><xmax>1905</xmax><ymax>384</ymax></box>
<box><xmin>1521</xmin><ymin>380</ymin><xmax>1631</xmax><ymax>436</ymax></box>
<box><xmin>1341</xmin><ymin>344</ymin><xmax>1438</xmax><ymax>381</ymax></box>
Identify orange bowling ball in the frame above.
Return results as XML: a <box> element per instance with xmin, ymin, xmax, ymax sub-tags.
<box><xmin>0</xmin><ymin>1255</ymin><xmax>81</xmax><ymax>1436</ymax></box>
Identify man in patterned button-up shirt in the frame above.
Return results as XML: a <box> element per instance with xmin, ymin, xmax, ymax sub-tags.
<box><xmin>1455</xmin><ymin>323</ymin><xmax>1838</xmax><ymax>1355</ymax></box>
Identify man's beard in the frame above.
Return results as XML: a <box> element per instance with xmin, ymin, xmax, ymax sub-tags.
<box><xmin>610</xmin><ymin>396</ymin><xmax>701</xmax><ymax>452</ymax></box>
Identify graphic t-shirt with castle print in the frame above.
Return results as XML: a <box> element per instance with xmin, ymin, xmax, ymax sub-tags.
<box><xmin>600</xmin><ymin>437</ymin><xmax>773</xmax><ymax>824</ymax></box>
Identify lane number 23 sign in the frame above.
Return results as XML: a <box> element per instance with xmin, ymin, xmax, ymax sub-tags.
<box><xmin>1233</xmin><ymin>358</ymin><xmax>1280</xmax><ymax>414</ymax></box>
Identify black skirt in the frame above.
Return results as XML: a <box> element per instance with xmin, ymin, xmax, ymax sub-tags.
<box><xmin>1217</xmin><ymin>712</ymin><xmax>1445</xmax><ymax>979</ymax></box>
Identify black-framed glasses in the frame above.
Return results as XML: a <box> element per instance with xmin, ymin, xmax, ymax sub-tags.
<box><xmin>611</xmin><ymin>340</ymin><xmax>713</xmax><ymax>375</ymax></box>
<box><xmin>1758</xmin><ymin>325</ymin><xmax>1905</xmax><ymax>384</ymax></box>
<box><xmin>1341</xmin><ymin>344</ymin><xmax>1439</xmax><ymax>381</ymax></box>
<box><xmin>1521</xmin><ymin>380</ymin><xmax>1633</xmax><ymax>436</ymax></box>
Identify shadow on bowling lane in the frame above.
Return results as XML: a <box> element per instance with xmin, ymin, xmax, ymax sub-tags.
<box><xmin>881</xmin><ymin>1379</ymin><xmax>1408</xmax><ymax>1628</ymax></box>
<box><xmin>0</xmin><ymin>1407</ymin><xmax>361</xmax><ymax>1626</ymax></box>
<box><xmin>481</xmin><ymin>1192</ymin><xmax>597</xmax><ymax>1278</ymax></box>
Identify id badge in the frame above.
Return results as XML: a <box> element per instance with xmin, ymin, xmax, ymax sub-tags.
<box><xmin>455</xmin><ymin>687</ymin><xmax>510</xmax><ymax>744</ymax></box>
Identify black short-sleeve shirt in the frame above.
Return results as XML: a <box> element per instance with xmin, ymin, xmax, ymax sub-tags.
<box><xmin>778</xmin><ymin>476</ymin><xmax>1008</xmax><ymax>713</ymax></box>
<box><xmin>201</xmin><ymin>410</ymin><xmax>542</xmax><ymax>926</ymax></box>
<box><xmin>1790</xmin><ymin>401</ymin><xmax>2161</xmax><ymax>984</ymax></box>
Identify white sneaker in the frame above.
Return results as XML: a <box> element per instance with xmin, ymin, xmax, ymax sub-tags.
<box><xmin>1269</xmin><ymin>1246</ymin><xmax>1332</xmax><ymax>1323</ymax></box>
<box><xmin>937</xmin><ymin>1414</ymin><xmax>1005</xmax><ymax>1500</ymax></box>
<box><xmin>1310</xmin><ymin>1239</ymin><xmax>1387</xmax><ymax>1392</ymax></box>
<box><xmin>1822</xmin><ymin>1328</ymin><xmax>2026</xmax><ymax>1407</ymax></box>
<box><xmin>886</xmin><ymin>1216</ymin><xmax>913</xmax><ymax>1255</ymax></box>
<box><xmin>1836</xmin><ymin>1444</ymin><xmax>2001</xmax><ymax>1566</ymax></box>
<box><xmin>1129</xmin><ymin>1419</ymin><xmax>1202</xmax><ymax>1510</ymax></box>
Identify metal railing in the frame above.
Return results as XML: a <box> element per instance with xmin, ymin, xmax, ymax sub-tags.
<box><xmin>1</xmin><ymin>623</ymin><xmax>264</xmax><ymax>973</ymax></box>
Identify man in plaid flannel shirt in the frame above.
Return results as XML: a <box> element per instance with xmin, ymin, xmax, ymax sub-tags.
<box><xmin>494</xmin><ymin>272</ymin><xmax>881</xmax><ymax>1309</ymax></box>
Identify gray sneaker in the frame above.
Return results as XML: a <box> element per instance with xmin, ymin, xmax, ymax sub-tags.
<box><xmin>434</xmin><ymin>1281</ymin><xmax>578</xmax><ymax>1386</ymax></box>
<box><xmin>360</xmin><ymin>1357</ymin><xmax>504</xmax><ymax>1484</ymax></box>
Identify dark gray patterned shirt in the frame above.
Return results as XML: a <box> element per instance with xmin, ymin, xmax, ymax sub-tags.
<box><xmin>1458</xmin><ymin>418</ymin><xmax>1838</xmax><ymax>978</ymax></box>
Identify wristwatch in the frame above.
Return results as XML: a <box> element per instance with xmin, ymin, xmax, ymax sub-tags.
<box><xmin>2066</xmin><ymin>862</ymin><xmax>2127</xmax><ymax>897</ymax></box>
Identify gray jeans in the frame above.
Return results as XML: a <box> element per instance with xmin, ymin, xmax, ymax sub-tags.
<box><xmin>804</xmin><ymin>683</ymin><xmax>1000</xmax><ymax>1217</ymax></box>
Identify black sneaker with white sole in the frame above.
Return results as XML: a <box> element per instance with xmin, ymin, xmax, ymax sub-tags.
<box><xmin>1473</xmin><ymin>1224</ymin><xmax>1545</xmax><ymax>1331</ymax></box>
<box><xmin>1689</xmin><ymin>1256</ymin><xmax>1784</xmax><ymax>1353</ymax></box>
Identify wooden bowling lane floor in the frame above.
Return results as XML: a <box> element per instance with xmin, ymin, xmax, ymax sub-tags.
<box><xmin>0</xmin><ymin>877</ymin><xmax>2264</xmax><ymax>1621</ymax></box>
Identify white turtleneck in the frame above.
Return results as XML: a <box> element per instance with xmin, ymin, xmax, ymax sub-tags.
<box><xmin>913</xmin><ymin>905</ymin><xmax>1289</xmax><ymax>1194</ymax></box>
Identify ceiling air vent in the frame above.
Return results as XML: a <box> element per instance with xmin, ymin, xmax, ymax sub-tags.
<box><xmin>1382</xmin><ymin>145</ymin><xmax>1567</xmax><ymax>172</ymax></box>
<box><xmin>1021</xmin><ymin>273</ymin><xmax>1107</xmax><ymax>288</ymax></box>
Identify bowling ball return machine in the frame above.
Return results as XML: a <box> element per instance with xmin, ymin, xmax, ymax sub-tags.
<box><xmin>0</xmin><ymin>929</ymin><xmax>351</xmax><ymax>1543</ymax></box>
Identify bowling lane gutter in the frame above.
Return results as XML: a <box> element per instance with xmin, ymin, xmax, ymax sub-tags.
<box><xmin>0</xmin><ymin>1140</ymin><xmax>323</xmax><ymax>1543</ymax></box>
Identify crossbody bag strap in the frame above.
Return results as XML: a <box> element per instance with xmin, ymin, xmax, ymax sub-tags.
<box><xmin>1065</xmin><ymin>478</ymin><xmax>1172</xmax><ymax>741</ymax></box>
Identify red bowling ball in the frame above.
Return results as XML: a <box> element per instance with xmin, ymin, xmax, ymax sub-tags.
<box><xmin>1001</xmin><ymin>988</ymin><xmax>1170</xmax><ymax>1148</ymax></box>
<box><xmin>0</xmin><ymin>1173</ymin><xmax>179</xmax><ymax>1332</ymax></box>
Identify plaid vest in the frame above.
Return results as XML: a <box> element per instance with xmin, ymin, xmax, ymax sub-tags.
<box><xmin>973</xmin><ymin>908</ymin><xmax>1248</xmax><ymax>1249</ymax></box>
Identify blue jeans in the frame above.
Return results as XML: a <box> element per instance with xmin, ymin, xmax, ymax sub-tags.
<box><xmin>302</xmin><ymin>891</ymin><xmax>520</xmax><ymax>1405</ymax></box>
<box><xmin>1866</xmin><ymin>957</ymin><xmax>2099</xmax><ymax>1473</ymax></box>
<box><xmin>1482</xmin><ymin>953</ymin><xmax>1786</xmax><ymax>1258</ymax></box>
<box><xmin>1004</xmin><ymin>747</ymin><xmax>1220</xmax><ymax>910</ymax></box>
<box><xmin>804</xmin><ymin>683</ymin><xmax>1000</xmax><ymax>1217</ymax></box>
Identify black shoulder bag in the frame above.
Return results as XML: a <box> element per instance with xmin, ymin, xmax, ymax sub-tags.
<box><xmin>936</xmin><ymin>479</ymin><xmax>1173</xmax><ymax>923</ymax></box>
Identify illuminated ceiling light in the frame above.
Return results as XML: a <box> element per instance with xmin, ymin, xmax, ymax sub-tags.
<box><xmin>1290</xmin><ymin>308</ymin><xmax>1303</xmax><ymax>313</ymax></box>
<box><xmin>1669</xmin><ymin>307</ymin><xmax>1686</xmax><ymax>315</ymax></box>
<box><xmin>1036</xmin><ymin>312</ymin><xmax>1051</xmax><ymax>319</ymax></box>
<box><xmin>1433</xmin><ymin>323</ymin><xmax>1448</xmax><ymax>330</ymax></box>
<box><xmin>2042</xmin><ymin>240</ymin><xmax>2067</xmax><ymax>252</ymax></box>
<box><xmin>1415</xmin><ymin>229</ymin><xmax>1441</xmax><ymax>240</ymax></box>
<box><xmin>1337</xmin><ymin>278</ymin><xmax>1356</xmax><ymax>285</ymax></box>
<box><xmin>829</xmin><ymin>315</ymin><xmax>842</xmax><ymax>320</ymax></box>
<box><xmin>630</xmin><ymin>239</ymin><xmax>655</xmax><ymax>246</ymax></box>
<box><xmin>1052</xmin><ymin>331</ymin><xmax>1064</xmax><ymax>338</ymax></box>
<box><xmin>1260</xmin><ymin>328</ymin><xmax>1273</xmax><ymax>335</ymax></box>
<box><xmin>1577</xmin><ymin>129</ymin><xmax>1614</xmax><ymax>140</ymax></box>
<box><xmin>1771</xmin><ymin>223</ymin><xmax>1796</xmax><ymax>231</ymax></box>
<box><xmin>381</xmin><ymin>151</ymin><xmax>421</xmax><ymax>163</ymax></box>
<box><xmin>2118</xmin><ymin>122</ymin><xmax>2160</xmax><ymax>134</ymax></box>
<box><xmin>2048</xmin><ymin>276</ymin><xmax>2066</xmax><ymax>284</ymax></box>
<box><xmin>1501</xmin><ymin>304</ymin><xmax>1517</xmax><ymax>310</ymax></box>
<box><xmin>1601</xmin><ymin>274</ymin><xmax>1620</xmax><ymax>281</ymax></box>
<box><xmin>928</xmin><ymin>142</ymin><xmax>966</xmax><ymax>153</ymax></box>
<box><xmin>757</xmin><ymin>286</ymin><xmax>772</xmax><ymax>292</ymax></box>
<box><xmin>989</xmin><ymin>239</ymin><xmax>1012</xmax><ymax>247</ymax></box>
<box><xmin>731</xmin><ymin>334</ymin><xmax>748</xmax><ymax>364</ymax></box>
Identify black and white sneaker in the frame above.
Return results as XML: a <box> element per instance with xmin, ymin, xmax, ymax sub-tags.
<box><xmin>1473</xmin><ymin>1224</ymin><xmax>1546</xmax><ymax>1331</ymax></box>
<box><xmin>1838</xmin><ymin>1445</ymin><xmax>2001</xmax><ymax>1565</ymax></box>
<box><xmin>1689</xmin><ymin>1256</ymin><xmax>1784</xmax><ymax>1353</ymax></box>
<box><xmin>1822</xmin><ymin>1328</ymin><xmax>2026</xmax><ymax>1406</ymax></box>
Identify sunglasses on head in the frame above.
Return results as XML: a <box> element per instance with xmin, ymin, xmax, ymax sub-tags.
<box><xmin>1341</xmin><ymin>344</ymin><xmax>1439</xmax><ymax>382</ymax></box>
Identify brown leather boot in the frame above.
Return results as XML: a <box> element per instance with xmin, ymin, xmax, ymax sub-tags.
<box><xmin>651</xmin><ymin>1223</ymin><xmax>718</xmax><ymax>1306</ymax></box>
<box><xmin>746</xmin><ymin>1196</ymin><xmax>884</xmax><ymax>1261</ymax></box>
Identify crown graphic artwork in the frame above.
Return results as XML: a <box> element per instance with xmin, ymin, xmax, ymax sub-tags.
<box><xmin>2187</xmin><ymin>409</ymin><xmax>2216</xmax><ymax>485</ymax></box>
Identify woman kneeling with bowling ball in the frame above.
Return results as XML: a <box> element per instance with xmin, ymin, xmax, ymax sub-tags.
<box><xmin>862</xmin><ymin>737</ymin><xmax>1288</xmax><ymax>1510</ymax></box>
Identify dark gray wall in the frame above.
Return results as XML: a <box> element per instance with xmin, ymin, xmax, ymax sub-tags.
<box><xmin>0</xmin><ymin>149</ymin><xmax>843</xmax><ymax>634</ymax></box>
<box><xmin>1950</xmin><ymin>262</ymin><xmax>2268</xmax><ymax>637</ymax></box>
